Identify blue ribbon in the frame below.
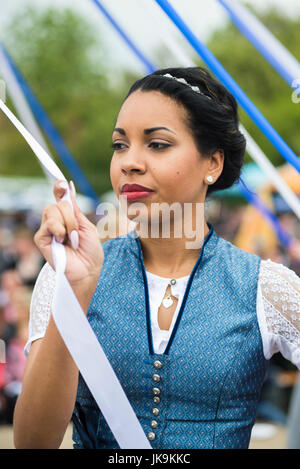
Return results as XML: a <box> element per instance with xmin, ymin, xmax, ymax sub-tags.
<box><xmin>1</xmin><ymin>43</ymin><xmax>100</xmax><ymax>207</ymax></box>
<box><xmin>91</xmin><ymin>0</ymin><xmax>156</xmax><ymax>74</ymax></box>
<box><xmin>154</xmin><ymin>0</ymin><xmax>300</xmax><ymax>175</ymax></box>
<box><xmin>218</xmin><ymin>0</ymin><xmax>300</xmax><ymax>87</ymax></box>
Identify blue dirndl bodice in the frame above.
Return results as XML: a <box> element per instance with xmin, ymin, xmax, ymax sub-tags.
<box><xmin>72</xmin><ymin>223</ymin><xmax>267</xmax><ymax>449</ymax></box>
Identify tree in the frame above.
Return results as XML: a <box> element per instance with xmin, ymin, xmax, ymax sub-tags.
<box><xmin>205</xmin><ymin>7</ymin><xmax>300</xmax><ymax>167</ymax></box>
<box><xmin>0</xmin><ymin>7</ymin><xmax>135</xmax><ymax>196</ymax></box>
<box><xmin>1</xmin><ymin>5</ymin><xmax>299</xmax><ymax>198</ymax></box>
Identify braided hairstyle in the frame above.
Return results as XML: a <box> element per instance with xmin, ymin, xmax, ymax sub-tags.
<box><xmin>125</xmin><ymin>67</ymin><xmax>246</xmax><ymax>196</ymax></box>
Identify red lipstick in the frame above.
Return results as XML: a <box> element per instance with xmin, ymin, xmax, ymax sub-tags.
<box><xmin>121</xmin><ymin>183</ymin><xmax>154</xmax><ymax>201</ymax></box>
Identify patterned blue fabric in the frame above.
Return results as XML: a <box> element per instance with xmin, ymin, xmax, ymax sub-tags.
<box><xmin>72</xmin><ymin>223</ymin><xmax>267</xmax><ymax>449</ymax></box>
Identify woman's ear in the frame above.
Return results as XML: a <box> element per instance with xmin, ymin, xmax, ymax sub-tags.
<box><xmin>206</xmin><ymin>149</ymin><xmax>224</xmax><ymax>183</ymax></box>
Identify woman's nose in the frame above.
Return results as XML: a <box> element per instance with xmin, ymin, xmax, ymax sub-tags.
<box><xmin>121</xmin><ymin>150</ymin><xmax>146</xmax><ymax>174</ymax></box>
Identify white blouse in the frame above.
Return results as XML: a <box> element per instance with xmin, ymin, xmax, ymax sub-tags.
<box><xmin>24</xmin><ymin>259</ymin><xmax>300</xmax><ymax>370</ymax></box>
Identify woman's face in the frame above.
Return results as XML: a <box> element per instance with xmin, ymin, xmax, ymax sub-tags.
<box><xmin>110</xmin><ymin>90</ymin><xmax>222</xmax><ymax>227</ymax></box>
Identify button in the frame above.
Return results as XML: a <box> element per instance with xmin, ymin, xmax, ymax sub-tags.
<box><xmin>148</xmin><ymin>431</ymin><xmax>156</xmax><ymax>441</ymax></box>
<box><xmin>153</xmin><ymin>396</ymin><xmax>160</xmax><ymax>404</ymax></box>
<box><xmin>154</xmin><ymin>360</ymin><xmax>163</xmax><ymax>369</ymax></box>
<box><xmin>170</xmin><ymin>279</ymin><xmax>176</xmax><ymax>285</ymax></box>
<box><xmin>152</xmin><ymin>408</ymin><xmax>159</xmax><ymax>416</ymax></box>
<box><xmin>152</xmin><ymin>374</ymin><xmax>161</xmax><ymax>383</ymax></box>
<box><xmin>150</xmin><ymin>420</ymin><xmax>158</xmax><ymax>429</ymax></box>
<box><xmin>152</xmin><ymin>387</ymin><xmax>161</xmax><ymax>395</ymax></box>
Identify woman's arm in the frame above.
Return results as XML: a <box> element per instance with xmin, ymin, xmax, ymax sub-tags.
<box><xmin>13</xmin><ymin>181</ymin><xmax>103</xmax><ymax>448</ymax></box>
<box><xmin>13</xmin><ymin>281</ymin><xmax>96</xmax><ymax>449</ymax></box>
<box><xmin>13</xmin><ymin>319</ymin><xmax>78</xmax><ymax>449</ymax></box>
<box><xmin>258</xmin><ymin>258</ymin><xmax>300</xmax><ymax>368</ymax></box>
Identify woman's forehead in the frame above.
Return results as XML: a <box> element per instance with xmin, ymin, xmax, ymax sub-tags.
<box><xmin>115</xmin><ymin>90</ymin><xmax>188</xmax><ymax>130</ymax></box>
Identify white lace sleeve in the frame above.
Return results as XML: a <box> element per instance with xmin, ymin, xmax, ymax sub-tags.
<box><xmin>257</xmin><ymin>258</ymin><xmax>300</xmax><ymax>369</ymax></box>
<box><xmin>24</xmin><ymin>262</ymin><xmax>56</xmax><ymax>357</ymax></box>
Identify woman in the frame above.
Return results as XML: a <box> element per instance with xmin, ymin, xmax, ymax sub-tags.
<box><xmin>13</xmin><ymin>67</ymin><xmax>300</xmax><ymax>449</ymax></box>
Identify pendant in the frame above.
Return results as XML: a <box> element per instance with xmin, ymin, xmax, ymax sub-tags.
<box><xmin>162</xmin><ymin>296</ymin><xmax>173</xmax><ymax>308</ymax></box>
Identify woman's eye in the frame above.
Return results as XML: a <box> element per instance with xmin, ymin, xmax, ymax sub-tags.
<box><xmin>149</xmin><ymin>142</ymin><xmax>171</xmax><ymax>150</ymax></box>
<box><xmin>112</xmin><ymin>142</ymin><xmax>127</xmax><ymax>151</ymax></box>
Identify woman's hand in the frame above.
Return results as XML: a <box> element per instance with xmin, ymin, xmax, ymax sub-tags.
<box><xmin>34</xmin><ymin>180</ymin><xmax>103</xmax><ymax>293</ymax></box>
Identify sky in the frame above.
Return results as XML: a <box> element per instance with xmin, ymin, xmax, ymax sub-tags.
<box><xmin>1</xmin><ymin>0</ymin><xmax>300</xmax><ymax>73</ymax></box>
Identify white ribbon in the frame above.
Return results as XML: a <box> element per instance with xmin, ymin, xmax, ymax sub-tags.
<box><xmin>0</xmin><ymin>98</ymin><xmax>151</xmax><ymax>449</ymax></box>
<box><xmin>0</xmin><ymin>44</ymin><xmax>54</xmax><ymax>184</ymax></box>
<box><xmin>218</xmin><ymin>0</ymin><xmax>300</xmax><ymax>87</ymax></box>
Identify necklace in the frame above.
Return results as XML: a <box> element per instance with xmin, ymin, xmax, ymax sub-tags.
<box><xmin>162</xmin><ymin>279</ymin><xmax>177</xmax><ymax>308</ymax></box>
<box><xmin>162</xmin><ymin>295</ymin><xmax>173</xmax><ymax>308</ymax></box>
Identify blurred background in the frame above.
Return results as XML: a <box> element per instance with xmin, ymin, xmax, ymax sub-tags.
<box><xmin>0</xmin><ymin>0</ymin><xmax>299</xmax><ymax>449</ymax></box>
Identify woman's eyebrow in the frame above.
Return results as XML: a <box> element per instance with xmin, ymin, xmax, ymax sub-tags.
<box><xmin>112</xmin><ymin>126</ymin><xmax>176</xmax><ymax>136</ymax></box>
<box><xmin>144</xmin><ymin>127</ymin><xmax>176</xmax><ymax>135</ymax></box>
<box><xmin>113</xmin><ymin>127</ymin><xmax>126</xmax><ymax>135</ymax></box>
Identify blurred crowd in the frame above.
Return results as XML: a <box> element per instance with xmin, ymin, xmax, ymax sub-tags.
<box><xmin>210</xmin><ymin>200</ymin><xmax>300</xmax><ymax>434</ymax></box>
<box><xmin>0</xmin><ymin>211</ymin><xmax>44</xmax><ymax>424</ymax></box>
<box><xmin>0</xmin><ymin>200</ymin><xmax>299</xmax><ymax>444</ymax></box>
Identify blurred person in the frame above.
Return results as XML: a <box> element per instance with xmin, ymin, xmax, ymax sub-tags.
<box><xmin>12</xmin><ymin>67</ymin><xmax>300</xmax><ymax>449</ymax></box>
<box><xmin>218</xmin><ymin>205</ymin><xmax>244</xmax><ymax>242</ymax></box>
<box><xmin>0</xmin><ymin>303</ymin><xmax>12</xmax><ymax>424</ymax></box>
<box><xmin>13</xmin><ymin>226</ymin><xmax>44</xmax><ymax>287</ymax></box>
<box><xmin>0</xmin><ymin>269</ymin><xmax>23</xmax><ymax>324</ymax></box>
<box><xmin>0</xmin><ymin>365</ymin><xmax>5</xmax><ymax>424</ymax></box>
<box><xmin>2</xmin><ymin>286</ymin><xmax>31</xmax><ymax>423</ymax></box>
<box><xmin>8</xmin><ymin>286</ymin><xmax>31</xmax><ymax>346</ymax></box>
<box><xmin>0</xmin><ymin>248</ymin><xmax>16</xmax><ymax>278</ymax></box>
<box><xmin>0</xmin><ymin>302</ymin><xmax>15</xmax><ymax>347</ymax></box>
<box><xmin>0</xmin><ymin>269</ymin><xmax>22</xmax><ymax>296</ymax></box>
<box><xmin>279</xmin><ymin>213</ymin><xmax>297</xmax><ymax>235</ymax></box>
<box><xmin>287</xmin><ymin>239</ymin><xmax>300</xmax><ymax>270</ymax></box>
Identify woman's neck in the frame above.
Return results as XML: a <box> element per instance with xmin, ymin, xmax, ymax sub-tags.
<box><xmin>138</xmin><ymin>220</ymin><xmax>210</xmax><ymax>277</ymax></box>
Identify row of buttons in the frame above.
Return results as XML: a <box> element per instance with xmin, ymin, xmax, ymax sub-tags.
<box><xmin>148</xmin><ymin>360</ymin><xmax>163</xmax><ymax>442</ymax></box>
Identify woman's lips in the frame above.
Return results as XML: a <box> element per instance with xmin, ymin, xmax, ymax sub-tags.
<box><xmin>121</xmin><ymin>183</ymin><xmax>154</xmax><ymax>201</ymax></box>
<box><xmin>121</xmin><ymin>191</ymin><xmax>154</xmax><ymax>201</ymax></box>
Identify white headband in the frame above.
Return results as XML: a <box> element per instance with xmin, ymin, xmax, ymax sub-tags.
<box><xmin>161</xmin><ymin>73</ymin><xmax>212</xmax><ymax>100</ymax></box>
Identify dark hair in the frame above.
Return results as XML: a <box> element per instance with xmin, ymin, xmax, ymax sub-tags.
<box><xmin>125</xmin><ymin>67</ymin><xmax>246</xmax><ymax>196</ymax></box>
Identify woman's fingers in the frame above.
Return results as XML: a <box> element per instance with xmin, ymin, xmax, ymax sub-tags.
<box><xmin>40</xmin><ymin>204</ymin><xmax>66</xmax><ymax>242</ymax></box>
<box><xmin>53</xmin><ymin>180</ymin><xmax>69</xmax><ymax>203</ymax></box>
<box><xmin>56</xmin><ymin>199</ymin><xmax>79</xmax><ymax>249</ymax></box>
<box><xmin>38</xmin><ymin>199</ymin><xmax>79</xmax><ymax>250</ymax></box>
<box><xmin>49</xmin><ymin>180</ymin><xmax>96</xmax><ymax>249</ymax></box>
<box><xmin>54</xmin><ymin>180</ymin><xmax>82</xmax><ymax>219</ymax></box>
<box><xmin>51</xmin><ymin>180</ymin><xmax>81</xmax><ymax>248</ymax></box>
<box><xmin>34</xmin><ymin>205</ymin><xmax>66</xmax><ymax>267</ymax></box>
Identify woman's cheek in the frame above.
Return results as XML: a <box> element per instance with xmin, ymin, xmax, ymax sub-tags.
<box><xmin>110</xmin><ymin>160</ymin><xmax>118</xmax><ymax>191</ymax></box>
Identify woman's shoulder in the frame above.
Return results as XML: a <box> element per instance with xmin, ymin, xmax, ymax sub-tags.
<box><xmin>257</xmin><ymin>258</ymin><xmax>300</xmax><ymax>367</ymax></box>
<box><xmin>259</xmin><ymin>257</ymin><xmax>300</xmax><ymax>290</ymax></box>
<box><xmin>216</xmin><ymin>233</ymin><xmax>261</xmax><ymax>267</ymax></box>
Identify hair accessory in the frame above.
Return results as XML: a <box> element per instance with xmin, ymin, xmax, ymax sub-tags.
<box><xmin>206</xmin><ymin>175</ymin><xmax>213</xmax><ymax>183</ymax></box>
<box><xmin>161</xmin><ymin>73</ymin><xmax>212</xmax><ymax>100</ymax></box>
